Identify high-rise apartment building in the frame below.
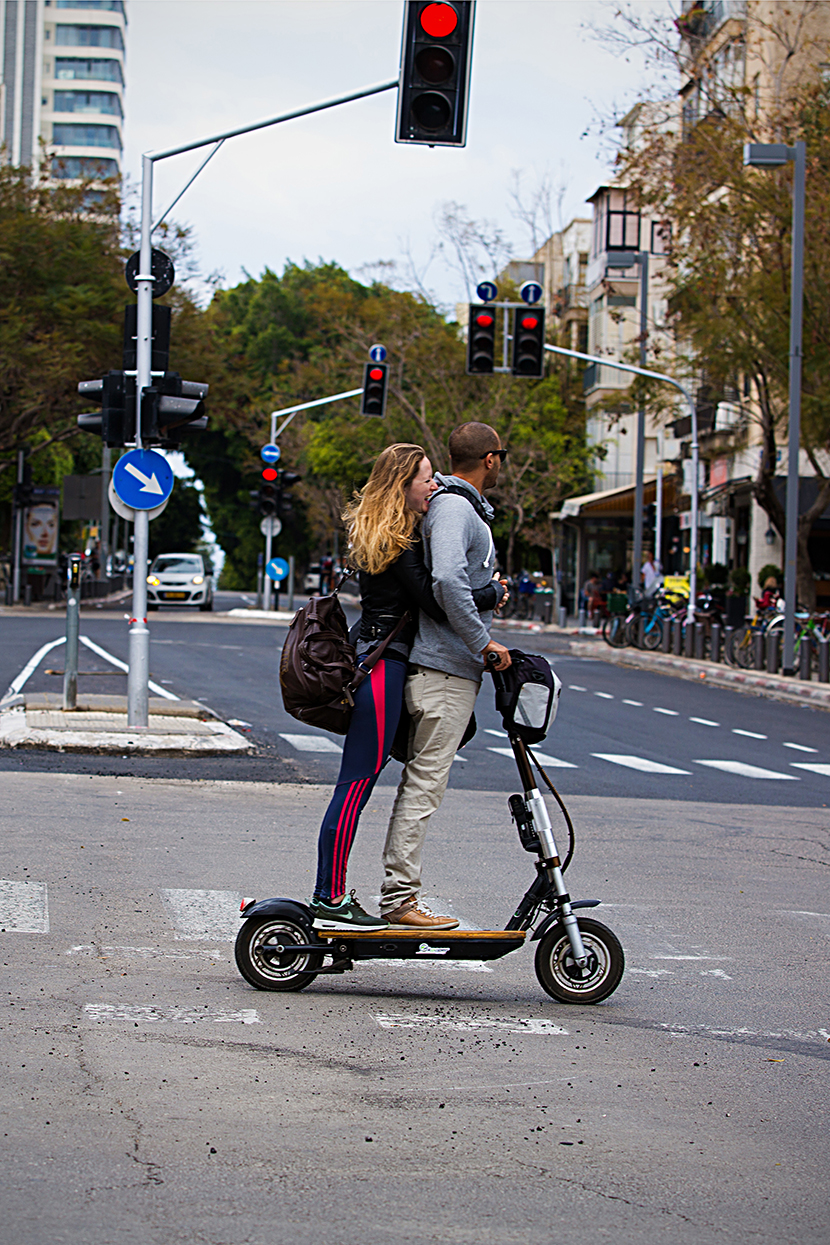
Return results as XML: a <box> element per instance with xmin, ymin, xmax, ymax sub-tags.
<box><xmin>1</xmin><ymin>0</ymin><xmax>126</xmax><ymax>179</ymax></box>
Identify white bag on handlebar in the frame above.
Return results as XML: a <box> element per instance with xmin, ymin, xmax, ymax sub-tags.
<box><xmin>495</xmin><ymin>650</ymin><xmax>561</xmax><ymax>745</ymax></box>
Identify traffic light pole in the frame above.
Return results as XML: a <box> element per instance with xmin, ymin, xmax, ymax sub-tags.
<box><xmin>126</xmin><ymin>81</ymin><xmax>399</xmax><ymax>727</ymax></box>
<box><xmin>545</xmin><ymin>343</ymin><xmax>700</xmax><ymax>622</ymax></box>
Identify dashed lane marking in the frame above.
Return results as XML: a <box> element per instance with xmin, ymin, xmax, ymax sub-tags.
<box><xmin>488</xmin><ymin>747</ymin><xmax>577</xmax><ymax>768</ymax></box>
<box><xmin>790</xmin><ymin>762</ymin><xmax>830</xmax><ymax>776</ymax></box>
<box><xmin>279</xmin><ymin>733</ymin><xmax>342</xmax><ymax>753</ymax></box>
<box><xmin>161</xmin><ymin>888</ymin><xmax>242</xmax><ymax>941</ymax></box>
<box><xmin>0</xmin><ymin>879</ymin><xmax>49</xmax><ymax>933</ymax></box>
<box><xmin>373</xmin><ymin>1013</ymin><xmax>568</xmax><ymax>1035</ymax></box>
<box><xmin>653</xmin><ymin>707</ymin><xmax>679</xmax><ymax>716</ymax></box>
<box><xmin>689</xmin><ymin>717</ymin><xmax>719</xmax><ymax>726</ymax></box>
<box><xmin>694</xmin><ymin>760</ymin><xmax>798</xmax><ymax>780</ymax></box>
<box><xmin>783</xmin><ymin>742</ymin><xmax>818</xmax><ymax>753</ymax></box>
<box><xmin>568</xmin><ymin>685</ymin><xmax>587</xmax><ymax>691</ymax></box>
<box><xmin>622</xmin><ymin>699</ymin><xmax>642</xmax><ymax>706</ymax></box>
<box><xmin>84</xmin><ymin>1004</ymin><xmax>260</xmax><ymax>1025</ymax></box>
<box><xmin>733</xmin><ymin>729</ymin><xmax>767</xmax><ymax>739</ymax></box>
<box><xmin>592</xmin><ymin>754</ymin><xmax>690</xmax><ymax>775</ymax></box>
<box><xmin>594</xmin><ymin>691</ymin><xmax>614</xmax><ymax>699</ymax></box>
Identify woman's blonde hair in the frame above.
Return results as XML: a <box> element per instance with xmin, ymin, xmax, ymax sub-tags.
<box><xmin>344</xmin><ymin>443</ymin><xmax>428</xmax><ymax>575</ymax></box>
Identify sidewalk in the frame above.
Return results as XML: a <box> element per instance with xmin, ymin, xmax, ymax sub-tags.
<box><xmin>0</xmin><ymin>692</ymin><xmax>253</xmax><ymax>755</ymax></box>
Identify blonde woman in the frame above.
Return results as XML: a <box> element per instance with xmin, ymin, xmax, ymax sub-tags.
<box><xmin>312</xmin><ymin>443</ymin><xmax>499</xmax><ymax>932</ymax></box>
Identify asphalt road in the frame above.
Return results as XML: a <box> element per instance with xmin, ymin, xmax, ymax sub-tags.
<box><xmin>1</xmin><ymin>607</ymin><xmax>828</xmax><ymax>806</ymax></box>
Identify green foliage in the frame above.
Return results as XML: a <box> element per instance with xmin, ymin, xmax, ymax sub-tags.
<box><xmin>148</xmin><ymin>480</ymin><xmax>204</xmax><ymax>560</ymax></box>
<box><xmin>729</xmin><ymin>566</ymin><xmax>751</xmax><ymax>597</ymax></box>
<box><xmin>757</xmin><ymin>562</ymin><xmax>781</xmax><ymax>589</ymax></box>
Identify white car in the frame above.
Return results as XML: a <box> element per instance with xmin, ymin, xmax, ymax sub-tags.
<box><xmin>146</xmin><ymin>553</ymin><xmax>213</xmax><ymax>611</ymax></box>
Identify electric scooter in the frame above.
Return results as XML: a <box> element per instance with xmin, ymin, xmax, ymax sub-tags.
<box><xmin>234</xmin><ymin>655</ymin><xmax>625</xmax><ymax>1004</ymax></box>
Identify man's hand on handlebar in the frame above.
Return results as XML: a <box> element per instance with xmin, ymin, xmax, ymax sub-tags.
<box><xmin>482</xmin><ymin>639</ymin><xmax>511</xmax><ymax>670</ymax></box>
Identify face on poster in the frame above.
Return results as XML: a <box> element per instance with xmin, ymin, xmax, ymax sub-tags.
<box><xmin>23</xmin><ymin>500</ymin><xmax>59</xmax><ymax>565</ymax></box>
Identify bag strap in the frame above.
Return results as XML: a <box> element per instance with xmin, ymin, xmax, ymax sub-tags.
<box><xmin>349</xmin><ymin>612</ymin><xmax>410</xmax><ymax>693</ymax></box>
<box><xmin>331</xmin><ymin>567</ymin><xmax>354</xmax><ymax>595</ymax></box>
<box><xmin>434</xmin><ymin>483</ymin><xmax>491</xmax><ymax>526</ymax></box>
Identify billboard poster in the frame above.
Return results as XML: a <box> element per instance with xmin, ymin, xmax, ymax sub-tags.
<box><xmin>22</xmin><ymin>486</ymin><xmax>60</xmax><ymax>567</ymax></box>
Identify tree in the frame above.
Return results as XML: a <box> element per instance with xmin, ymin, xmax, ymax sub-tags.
<box><xmin>148</xmin><ymin>480</ymin><xmax>204</xmax><ymax>560</ymax></box>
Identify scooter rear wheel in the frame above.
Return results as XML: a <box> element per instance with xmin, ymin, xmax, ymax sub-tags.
<box><xmin>235</xmin><ymin>915</ymin><xmax>323</xmax><ymax>991</ymax></box>
<box><xmin>534</xmin><ymin>917</ymin><xmax>624</xmax><ymax>1004</ymax></box>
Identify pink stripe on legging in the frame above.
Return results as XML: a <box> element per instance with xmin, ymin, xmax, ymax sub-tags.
<box><xmin>372</xmin><ymin>659</ymin><xmax>386</xmax><ymax>774</ymax></box>
<box><xmin>332</xmin><ymin>775</ymin><xmax>370</xmax><ymax>896</ymax></box>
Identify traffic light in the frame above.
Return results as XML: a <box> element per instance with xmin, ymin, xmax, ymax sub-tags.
<box><xmin>511</xmin><ymin>306</ymin><xmax>546</xmax><ymax>378</ymax></box>
<box><xmin>278</xmin><ymin>470</ymin><xmax>302</xmax><ymax>514</ymax></box>
<box><xmin>466</xmin><ymin>304</ymin><xmax>496</xmax><ymax>374</ymax></box>
<box><xmin>139</xmin><ymin>373</ymin><xmax>209</xmax><ymax>448</ymax></box>
<box><xmin>77</xmin><ymin>370</ymin><xmax>135</xmax><ymax>447</ymax></box>
<box><xmin>396</xmin><ymin>1</ymin><xmax>475</xmax><ymax>147</ymax></box>
<box><xmin>259</xmin><ymin>467</ymin><xmax>279</xmax><ymax>516</ymax></box>
<box><xmin>361</xmin><ymin>362</ymin><xmax>389</xmax><ymax>417</ymax></box>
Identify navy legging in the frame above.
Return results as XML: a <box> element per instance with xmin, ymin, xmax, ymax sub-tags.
<box><xmin>314</xmin><ymin>655</ymin><xmax>407</xmax><ymax>903</ymax></box>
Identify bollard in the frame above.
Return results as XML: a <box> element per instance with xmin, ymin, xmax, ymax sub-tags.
<box><xmin>766</xmin><ymin>630</ymin><xmax>780</xmax><ymax>674</ymax></box>
<box><xmin>723</xmin><ymin>625</ymin><xmax>734</xmax><ymax>666</ymax></box>
<box><xmin>710</xmin><ymin>623</ymin><xmax>722</xmax><ymax>664</ymax></box>
<box><xmin>558</xmin><ymin>606</ymin><xmax>567</xmax><ymax>629</ymax></box>
<box><xmin>672</xmin><ymin>618</ymin><xmax>683</xmax><ymax>656</ymax></box>
<box><xmin>661</xmin><ymin>617</ymin><xmax>672</xmax><ymax>652</ymax></box>
<box><xmin>798</xmin><ymin>635</ymin><xmax>812</xmax><ymax>680</ymax></box>
<box><xmin>753</xmin><ymin>632</ymin><xmax>765</xmax><ymax>670</ymax></box>
<box><xmin>24</xmin><ymin>583</ymin><xmax>32</xmax><ymax>606</ymax></box>
<box><xmin>578</xmin><ymin>607</ymin><xmax>587</xmax><ymax>628</ymax></box>
<box><xmin>63</xmin><ymin>554</ymin><xmax>82</xmax><ymax>711</ymax></box>
<box><xmin>694</xmin><ymin>623</ymin><xmax>705</xmax><ymax>660</ymax></box>
<box><xmin>684</xmin><ymin>621</ymin><xmax>694</xmax><ymax>658</ymax></box>
<box><xmin>817</xmin><ymin>636</ymin><xmax>829</xmax><ymax>683</ymax></box>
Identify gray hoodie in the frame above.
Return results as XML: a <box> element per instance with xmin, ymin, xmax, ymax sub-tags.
<box><xmin>408</xmin><ymin>473</ymin><xmax>500</xmax><ymax>683</ymax></box>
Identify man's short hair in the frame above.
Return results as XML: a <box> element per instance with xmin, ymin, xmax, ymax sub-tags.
<box><xmin>449</xmin><ymin>422</ymin><xmax>500</xmax><ymax>470</ymax></box>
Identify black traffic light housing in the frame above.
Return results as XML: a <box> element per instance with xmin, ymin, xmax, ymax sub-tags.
<box><xmin>466</xmin><ymin>303</ymin><xmax>496</xmax><ymax>374</ymax></box>
<box><xmin>361</xmin><ymin>362</ymin><xmax>389</xmax><ymax>417</ymax></box>
<box><xmin>77</xmin><ymin>370</ymin><xmax>136</xmax><ymax>447</ymax></box>
<box><xmin>511</xmin><ymin>306</ymin><xmax>546</xmax><ymax>378</ymax></box>
<box><xmin>396</xmin><ymin>1</ymin><xmax>475</xmax><ymax>147</ymax></box>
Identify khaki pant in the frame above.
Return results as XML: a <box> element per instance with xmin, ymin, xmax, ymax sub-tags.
<box><xmin>380</xmin><ymin>665</ymin><xmax>479</xmax><ymax>914</ymax></box>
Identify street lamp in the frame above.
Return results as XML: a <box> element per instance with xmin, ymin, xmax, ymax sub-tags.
<box><xmin>743</xmin><ymin>140</ymin><xmax>806</xmax><ymax>676</ymax></box>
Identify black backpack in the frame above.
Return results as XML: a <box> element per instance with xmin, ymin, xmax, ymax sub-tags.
<box><xmin>494</xmin><ymin>649</ymin><xmax>561</xmax><ymax>745</ymax></box>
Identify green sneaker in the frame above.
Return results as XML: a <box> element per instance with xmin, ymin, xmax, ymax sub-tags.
<box><xmin>313</xmin><ymin>890</ymin><xmax>388</xmax><ymax>931</ymax></box>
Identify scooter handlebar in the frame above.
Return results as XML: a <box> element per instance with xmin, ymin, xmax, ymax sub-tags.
<box><xmin>486</xmin><ymin>650</ymin><xmax>508</xmax><ymax>694</ymax></box>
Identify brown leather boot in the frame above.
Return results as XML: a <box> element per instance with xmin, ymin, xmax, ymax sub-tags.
<box><xmin>384</xmin><ymin>898</ymin><xmax>459</xmax><ymax>930</ymax></box>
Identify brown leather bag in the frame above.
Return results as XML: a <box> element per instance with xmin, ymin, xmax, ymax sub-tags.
<box><xmin>279</xmin><ymin>575</ymin><xmax>408</xmax><ymax>735</ymax></box>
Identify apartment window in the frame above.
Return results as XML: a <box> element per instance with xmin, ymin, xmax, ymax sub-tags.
<box><xmin>593</xmin><ymin>189</ymin><xmax>640</xmax><ymax>255</ymax></box>
<box><xmin>51</xmin><ymin>155</ymin><xmax>118</xmax><ymax>178</ymax></box>
<box><xmin>54</xmin><ymin>57</ymin><xmax>123</xmax><ymax>83</ymax></box>
<box><xmin>607</xmin><ymin>294</ymin><xmax>636</xmax><ymax>308</ymax></box>
<box><xmin>651</xmin><ymin>221</ymin><xmax>671</xmax><ymax>255</ymax></box>
<box><xmin>56</xmin><ymin>1</ymin><xmax>125</xmax><ymax>11</ymax></box>
<box><xmin>53</xmin><ymin>89</ymin><xmax>122</xmax><ymax>116</ymax></box>
<box><xmin>53</xmin><ymin>121</ymin><xmax>121</xmax><ymax>149</ymax></box>
<box><xmin>55</xmin><ymin>25</ymin><xmax>124</xmax><ymax>51</ymax></box>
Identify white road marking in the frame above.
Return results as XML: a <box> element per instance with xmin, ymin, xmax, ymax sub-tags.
<box><xmin>371</xmin><ymin>959</ymin><xmax>494</xmax><ymax>974</ymax></box>
<box><xmin>488</xmin><ymin>747</ymin><xmax>577</xmax><ymax>768</ymax></box>
<box><xmin>452</xmin><ymin>754</ymin><xmax>468</xmax><ymax>763</ymax></box>
<box><xmin>594</xmin><ymin>691</ymin><xmax>614</xmax><ymax>699</ymax></box>
<box><xmin>694</xmin><ymin>760</ymin><xmax>798</xmax><ymax>780</ymax></box>
<box><xmin>161</xmin><ymin>888</ymin><xmax>242</xmax><ymax>940</ymax></box>
<box><xmin>80</xmin><ymin>635</ymin><xmax>178</xmax><ymax>700</ymax></box>
<box><xmin>66</xmin><ymin>944</ymin><xmax>227</xmax><ymax>960</ymax></box>
<box><xmin>622</xmin><ymin>699</ymin><xmax>642</xmax><ymax>706</ymax></box>
<box><xmin>653</xmin><ymin>707</ymin><xmax>679</xmax><ymax>716</ymax></box>
<box><xmin>732</xmin><ymin>728</ymin><xmax>766</xmax><ymax>739</ymax></box>
<box><xmin>690</xmin><ymin>717</ymin><xmax>719</xmax><ymax>727</ymax></box>
<box><xmin>628</xmin><ymin>967</ymin><xmax>674</xmax><ymax>978</ymax></box>
<box><xmin>783</xmin><ymin>742</ymin><xmax>818</xmax><ymax>753</ymax></box>
<box><xmin>568</xmin><ymin>685</ymin><xmax>587</xmax><ymax>692</ymax></box>
<box><xmin>700</xmin><ymin>969</ymin><xmax>733</xmax><ymax>980</ymax></box>
<box><xmin>651</xmin><ymin>954</ymin><xmax>731</xmax><ymax>961</ymax></box>
<box><xmin>374</xmin><ymin>1013</ymin><xmax>568</xmax><ymax>1035</ymax></box>
<box><xmin>484</xmin><ymin>728</ymin><xmax>506</xmax><ymax>737</ymax></box>
<box><xmin>4</xmin><ymin>637</ymin><xmax>65</xmax><ymax>698</ymax></box>
<box><xmin>592</xmin><ymin>754</ymin><xmax>690</xmax><ymax>775</ymax></box>
<box><xmin>790</xmin><ymin>762</ymin><xmax>830</xmax><ymax>777</ymax></box>
<box><xmin>0</xmin><ymin>879</ymin><xmax>49</xmax><ymax>933</ymax></box>
<box><xmin>279</xmin><ymin>733</ymin><xmax>342</xmax><ymax>753</ymax></box>
<box><xmin>85</xmin><ymin>1003</ymin><xmax>259</xmax><ymax>1025</ymax></box>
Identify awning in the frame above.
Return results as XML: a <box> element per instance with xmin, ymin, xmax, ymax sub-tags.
<box><xmin>554</xmin><ymin>476</ymin><xmax>677</xmax><ymax>520</ymax></box>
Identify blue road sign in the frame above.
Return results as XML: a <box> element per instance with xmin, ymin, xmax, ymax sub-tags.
<box><xmin>476</xmin><ymin>281</ymin><xmax>498</xmax><ymax>303</ymax></box>
<box><xmin>266</xmin><ymin>557</ymin><xmax>290</xmax><ymax>582</ymax></box>
<box><xmin>112</xmin><ymin>449</ymin><xmax>174</xmax><ymax>511</ymax></box>
<box><xmin>369</xmin><ymin>343</ymin><xmax>387</xmax><ymax>363</ymax></box>
<box><xmin>520</xmin><ymin>280</ymin><xmax>543</xmax><ymax>305</ymax></box>
<box><xmin>261</xmin><ymin>443</ymin><xmax>281</xmax><ymax>463</ymax></box>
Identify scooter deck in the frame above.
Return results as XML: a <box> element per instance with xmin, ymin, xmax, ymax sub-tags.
<box><xmin>315</xmin><ymin>928</ymin><xmax>525</xmax><ymax>962</ymax></box>
<box><xmin>316</xmin><ymin>928</ymin><xmax>525</xmax><ymax>940</ymax></box>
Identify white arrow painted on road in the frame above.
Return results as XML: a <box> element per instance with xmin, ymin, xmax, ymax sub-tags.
<box><xmin>125</xmin><ymin>461</ymin><xmax>164</xmax><ymax>494</ymax></box>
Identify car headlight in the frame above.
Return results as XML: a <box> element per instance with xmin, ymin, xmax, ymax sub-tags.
<box><xmin>191</xmin><ymin>576</ymin><xmax>204</xmax><ymax>584</ymax></box>
<box><xmin>147</xmin><ymin>576</ymin><xmax>160</xmax><ymax>586</ymax></box>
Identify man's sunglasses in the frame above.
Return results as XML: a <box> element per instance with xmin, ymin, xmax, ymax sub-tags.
<box><xmin>481</xmin><ymin>448</ymin><xmax>508</xmax><ymax>461</ymax></box>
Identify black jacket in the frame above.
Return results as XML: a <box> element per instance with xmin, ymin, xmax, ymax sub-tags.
<box><xmin>358</xmin><ymin>536</ymin><xmax>499</xmax><ymax>651</ymax></box>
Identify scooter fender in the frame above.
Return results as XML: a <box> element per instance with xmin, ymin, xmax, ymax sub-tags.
<box><xmin>531</xmin><ymin>899</ymin><xmax>601</xmax><ymax>942</ymax></box>
<box><xmin>240</xmin><ymin>897</ymin><xmax>316</xmax><ymax>925</ymax></box>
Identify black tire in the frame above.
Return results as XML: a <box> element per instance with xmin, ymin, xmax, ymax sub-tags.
<box><xmin>234</xmin><ymin>915</ymin><xmax>323</xmax><ymax>992</ymax></box>
<box><xmin>641</xmin><ymin>618</ymin><xmax>663</xmax><ymax>650</ymax></box>
<box><xmin>625</xmin><ymin>617</ymin><xmax>641</xmax><ymax>648</ymax></box>
<box><xmin>534</xmin><ymin>917</ymin><xmax>624</xmax><ymax>1004</ymax></box>
<box><xmin>602</xmin><ymin>617</ymin><xmax>627</xmax><ymax>648</ymax></box>
<box><xmin>199</xmin><ymin>598</ymin><xmax>213</xmax><ymax>612</ymax></box>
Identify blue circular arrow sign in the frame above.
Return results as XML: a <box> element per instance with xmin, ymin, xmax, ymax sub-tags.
<box><xmin>520</xmin><ymin>280</ymin><xmax>543</xmax><ymax>305</ymax></box>
<box><xmin>369</xmin><ymin>343</ymin><xmax>387</xmax><ymax>363</ymax></box>
<box><xmin>266</xmin><ymin>557</ymin><xmax>290</xmax><ymax>582</ymax></box>
<box><xmin>112</xmin><ymin>449</ymin><xmax>174</xmax><ymax>511</ymax></box>
<box><xmin>476</xmin><ymin>281</ymin><xmax>498</xmax><ymax>303</ymax></box>
<box><xmin>261</xmin><ymin>443</ymin><xmax>281</xmax><ymax>464</ymax></box>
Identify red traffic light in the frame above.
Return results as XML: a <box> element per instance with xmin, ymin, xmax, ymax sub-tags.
<box><xmin>369</xmin><ymin>367</ymin><xmax>385</xmax><ymax>381</ymax></box>
<box><xmin>262</xmin><ymin>467</ymin><xmax>278</xmax><ymax>481</ymax></box>
<box><xmin>475</xmin><ymin>313</ymin><xmax>494</xmax><ymax>327</ymax></box>
<box><xmin>521</xmin><ymin>316</ymin><xmax>539</xmax><ymax>330</ymax></box>
<box><xmin>419</xmin><ymin>2</ymin><xmax>457</xmax><ymax>37</ymax></box>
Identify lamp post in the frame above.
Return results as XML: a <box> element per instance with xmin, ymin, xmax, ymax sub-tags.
<box><xmin>743</xmin><ymin>141</ymin><xmax>806</xmax><ymax>676</ymax></box>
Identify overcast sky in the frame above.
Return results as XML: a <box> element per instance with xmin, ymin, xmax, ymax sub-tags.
<box><xmin>123</xmin><ymin>1</ymin><xmax>653</xmax><ymax>309</ymax></box>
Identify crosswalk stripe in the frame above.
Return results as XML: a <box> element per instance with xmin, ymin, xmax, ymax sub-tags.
<box><xmin>694</xmin><ymin>760</ymin><xmax>798</xmax><ymax>780</ymax></box>
<box><xmin>487</xmin><ymin>747</ymin><xmax>577</xmax><ymax>768</ymax></box>
<box><xmin>592</xmin><ymin>754</ymin><xmax>690</xmax><ymax>775</ymax></box>
<box><xmin>790</xmin><ymin>762</ymin><xmax>830</xmax><ymax>777</ymax></box>
<box><xmin>0</xmin><ymin>879</ymin><xmax>49</xmax><ymax>933</ymax></box>
<box><xmin>279</xmin><ymin>733</ymin><xmax>342</xmax><ymax>753</ymax></box>
<box><xmin>161</xmin><ymin>888</ymin><xmax>242</xmax><ymax>940</ymax></box>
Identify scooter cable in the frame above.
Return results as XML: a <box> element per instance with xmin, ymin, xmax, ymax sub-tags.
<box><xmin>526</xmin><ymin>748</ymin><xmax>575</xmax><ymax>872</ymax></box>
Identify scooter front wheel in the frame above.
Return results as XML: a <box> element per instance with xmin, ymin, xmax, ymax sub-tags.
<box><xmin>235</xmin><ymin>916</ymin><xmax>323</xmax><ymax>992</ymax></box>
<box><xmin>534</xmin><ymin>917</ymin><xmax>624</xmax><ymax>1004</ymax></box>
